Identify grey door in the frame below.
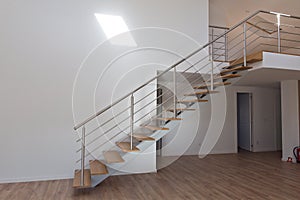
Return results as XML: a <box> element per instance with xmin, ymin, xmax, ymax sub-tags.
<box><xmin>237</xmin><ymin>93</ymin><xmax>252</xmax><ymax>151</ymax></box>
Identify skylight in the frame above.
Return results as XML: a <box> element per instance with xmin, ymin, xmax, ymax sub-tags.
<box><xmin>95</xmin><ymin>14</ymin><xmax>137</xmax><ymax>47</ymax></box>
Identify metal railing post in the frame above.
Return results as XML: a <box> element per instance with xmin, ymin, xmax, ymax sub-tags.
<box><xmin>80</xmin><ymin>126</ymin><xmax>86</xmax><ymax>186</ymax></box>
<box><xmin>277</xmin><ymin>14</ymin><xmax>281</xmax><ymax>53</ymax></box>
<box><xmin>243</xmin><ymin>23</ymin><xmax>247</xmax><ymax>67</ymax></box>
<box><xmin>210</xmin><ymin>44</ymin><xmax>214</xmax><ymax>91</ymax></box>
<box><xmin>211</xmin><ymin>28</ymin><xmax>214</xmax><ymax>61</ymax></box>
<box><xmin>173</xmin><ymin>67</ymin><xmax>177</xmax><ymax>117</ymax></box>
<box><xmin>130</xmin><ymin>94</ymin><xmax>134</xmax><ymax>150</ymax></box>
<box><xmin>225</xmin><ymin>33</ymin><xmax>228</xmax><ymax>62</ymax></box>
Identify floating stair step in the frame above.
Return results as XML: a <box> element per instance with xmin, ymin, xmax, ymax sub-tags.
<box><xmin>116</xmin><ymin>142</ymin><xmax>140</xmax><ymax>153</ymax></box>
<box><xmin>178</xmin><ymin>99</ymin><xmax>208</xmax><ymax>103</ymax></box>
<box><xmin>103</xmin><ymin>151</ymin><xmax>124</xmax><ymax>164</ymax></box>
<box><xmin>167</xmin><ymin>108</ymin><xmax>196</xmax><ymax>112</ymax></box>
<box><xmin>214</xmin><ymin>74</ymin><xmax>241</xmax><ymax>80</ymax></box>
<box><xmin>156</xmin><ymin>117</ymin><xmax>182</xmax><ymax>121</ymax></box>
<box><xmin>142</xmin><ymin>125</ymin><xmax>169</xmax><ymax>131</ymax></box>
<box><xmin>193</xmin><ymin>82</ymin><xmax>231</xmax><ymax>89</ymax></box>
<box><xmin>89</xmin><ymin>160</ymin><xmax>108</xmax><ymax>175</ymax></box>
<box><xmin>132</xmin><ymin>134</ymin><xmax>155</xmax><ymax>141</ymax></box>
<box><xmin>220</xmin><ymin>66</ymin><xmax>253</xmax><ymax>74</ymax></box>
<box><xmin>184</xmin><ymin>90</ymin><xmax>219</xmax><ymax>96</ymax></box>
<box><xmin>73</xmin><ymin>169</ymin><xmax>91</xmax><ymax>188</ymax></box>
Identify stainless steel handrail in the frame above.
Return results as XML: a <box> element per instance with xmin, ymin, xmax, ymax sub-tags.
<box><xmin>74</xmin><ymin>10</ymin><xmax>300</xmax><ymax>130</ymax></box>
<box><xmin>74</xmin><ymin>10</ymin><xmax>263</xmax><ymax>130</ymax></box>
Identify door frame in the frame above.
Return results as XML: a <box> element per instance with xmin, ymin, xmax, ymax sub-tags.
<box><xmin>235</xmin><ymin>91</ymin><xmax>254</xmax><ymax>152</ymax></box>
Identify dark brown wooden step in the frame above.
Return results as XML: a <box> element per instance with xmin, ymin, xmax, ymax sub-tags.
<box><xmin>89</xmin><ymin>160</ymin><xmax>108</xmax><ymax>175</ymax></box>
<box><xmin>73</xmin><ymin>169</ymin><xmax>91</xmax><ymax>188</ymax></box>
<box><xmin>193</xmin><ymin>82</ymin><xmax>231</xmax><ymax>89</ymax></box>
<box><xmin>116</xmin><ymin>142</ymin><xmax>140</xmax><ymax>153</ymax></box>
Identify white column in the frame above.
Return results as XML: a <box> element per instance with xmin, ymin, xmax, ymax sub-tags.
<box><xmin>281</xmin><ymin>80</ymin><xmax>299</xmax><ymax>162</ymax></box>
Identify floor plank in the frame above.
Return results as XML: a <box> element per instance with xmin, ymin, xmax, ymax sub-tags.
<box><xmin>1</xmin><ymin>151</ymin><xmax>300</xmax><ymax>199</ymax></box>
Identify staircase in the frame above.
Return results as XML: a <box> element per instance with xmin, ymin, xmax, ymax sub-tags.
<box><xmin>72</xmin><ymin>10</ymin><xmax>300</xmax><ymax>189</ymax></box>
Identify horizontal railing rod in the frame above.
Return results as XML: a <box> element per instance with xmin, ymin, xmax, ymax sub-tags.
<box><xmin>226</xmin><ymin>25</ymin><xmax>256</xmax><ymax>46</ymax></box>
<box><xmin>77</xmin><ymin>105</ymin><xmax>131</xmax><ymax>141</ymax></box>
<box><xmin>280</xmin><ymin>31</ymin><xmax>300</xmax><ymax>37</ymax></box>
<box><xmin>210</xmin><ymin>34</ymin><xmax>227</xmax><ymax>37</ymax></box>
<box><xmin>228</xmin><ymin>36</ymin><xmax>261</xmax><ymax>62</ymax></box>
<box><xmin>260</xmin><ymin>36</ymin><xmax>300</xmax><ymax>44</ymax></box>
<box><xmin>227</xmin><ymin>29</ymin><xmax>260</xmax><ymax>53</ymax></box>
<box><xmin>209</xmin><ymin>25</ymin><xmax>230</xmax><ymax>30</ymax></box>
<box><xmin>261</xmin><ymin>43</ymin><xmax>300</xmax><ymax>50</ymax></box>
<box><xmin>77</xmin><ymin>54</ymin><xmax>228</xmax><ymax>155</ymax></box>
<box><xmin>74</xmin><ymin>10</ymin><xmax>265</xmax><ymax>130</ymax></box>
<box><xmin>246</xmin><ymin>43</ymin><xmax>263</xmax><ymax>56</ymax></box>
<box><xmin>213</xmin><ymin>41</ymin><xmax>227</xmax><ymax>44</ymax></box>
<box><xmin>76</xmin><ymin>91</ymin><xmax>169</xmax><ymax>150</ymax></box>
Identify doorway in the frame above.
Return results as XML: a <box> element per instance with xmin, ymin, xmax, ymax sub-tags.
<box><xmin>237</xmin><ymin>92</ymin><xmax>253</xmax><ymax>152</ymax></box>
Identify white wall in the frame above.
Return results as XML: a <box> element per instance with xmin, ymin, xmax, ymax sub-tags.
<box><xmin>281</xmin><ymin>80</ymin><xmax>299</xmax><ymax>161</ymax></box>
<box><xmin>162</xmin><ymin>85</ymin><xmax>281</xmax><ymax>156</ymax></box>
<box><xmin>0</xmin><ymin>0</ymin><xmax>209</xmax><ymax>183</ymax></box>
<box><xmin>214</xmin><ymin>86</ymin><xmax>281</xmax><ymax>153</ymax></box>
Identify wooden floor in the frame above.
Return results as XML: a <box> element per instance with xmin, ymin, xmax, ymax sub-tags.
<box><xmin>1</xmin><ymin>151</ymin><xmax>300</xmax><ymax>199</ymax></box>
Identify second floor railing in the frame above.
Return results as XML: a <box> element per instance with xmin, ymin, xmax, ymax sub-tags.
<box><xmin>209</xmin><ymin>25</ymin><xmax>229</xmax><ymax>62</ymax></box>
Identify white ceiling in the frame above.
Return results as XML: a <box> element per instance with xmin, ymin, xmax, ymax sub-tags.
<box><xmin>234</xmin><ymin>67</ymin><xmax>300</xmax><ymax>88</ymax></box>
<box><xmin>210</xmin><ymin>0</ymin><xmax>300</xmax><ymax>27</ymax></box>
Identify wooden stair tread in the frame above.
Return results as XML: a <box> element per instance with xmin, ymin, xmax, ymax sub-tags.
<box><xmin>89</xmin><ymin>160</ymin><xmax>108</xmax><ymax>175</ymax></box>
<box><xmin>178</xmin><ymin>99</ymin><xmax>208</xmax><ymax>103</ymax></box>
<box><xmin>73</xmin><ymin>169</ymin><xmax>91</xmax><ymax>188</ymax></box>
<box><xmin>142</xmin><ymin>125</ymin><xmax>169</xmax><ymax>131</ymax></box>
<box><xmin>157</xmin><ymin>117</ymin><xmax>182</xmax><ymax>121</ymax></box>
<box><xmin>116</xmin><ymin>142</ymin><xmax>140</xmax><ymax>153</ymax></box>
<box><xmin>221</xmin><ymin>66</ymin><xmax>253</xmax><ymax>74</ymax></box>
<box><xmin>193</xmin><ymin>82</ymin><xmax>231</xmax><ymax>89</ymax></box>
<box><xmin>132</xmin><ymin>134</ymin><xmax>155</xmax><ymax>141</ymax></box>
<box><xmin>214</xmin><ymin>74</ymin><xmax>241</xmax><ymax>80</ymax></box>
<box><xmin>167</xmin><ymin>108</ymin><xmax>196</xmax><ymax>112</ymax></box>
<box><xmin>103</xmin><ymin>151</ymin><xmax>124</xmax><ymax>164</ymax></box>
<box><xmin>184</xmin><ymin>90</ymin><xmax>219</xmax><ymax>96</ymax></box>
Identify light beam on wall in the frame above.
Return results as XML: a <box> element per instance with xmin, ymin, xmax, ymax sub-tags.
<box><xmin>95</xmin><ymin>14</ymin><xmax>137</xmax><ymax>47</ymax></box>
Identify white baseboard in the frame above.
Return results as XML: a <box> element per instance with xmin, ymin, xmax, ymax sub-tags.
<box><xmin>253</xmin><ymin>146</ymin><xmax>277</xmax><ymax>152</ymax></box>
<box><xmin>0</xmin><ymin>175</ymin><xmax>73</xmax><ymax>184</ymax></box>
